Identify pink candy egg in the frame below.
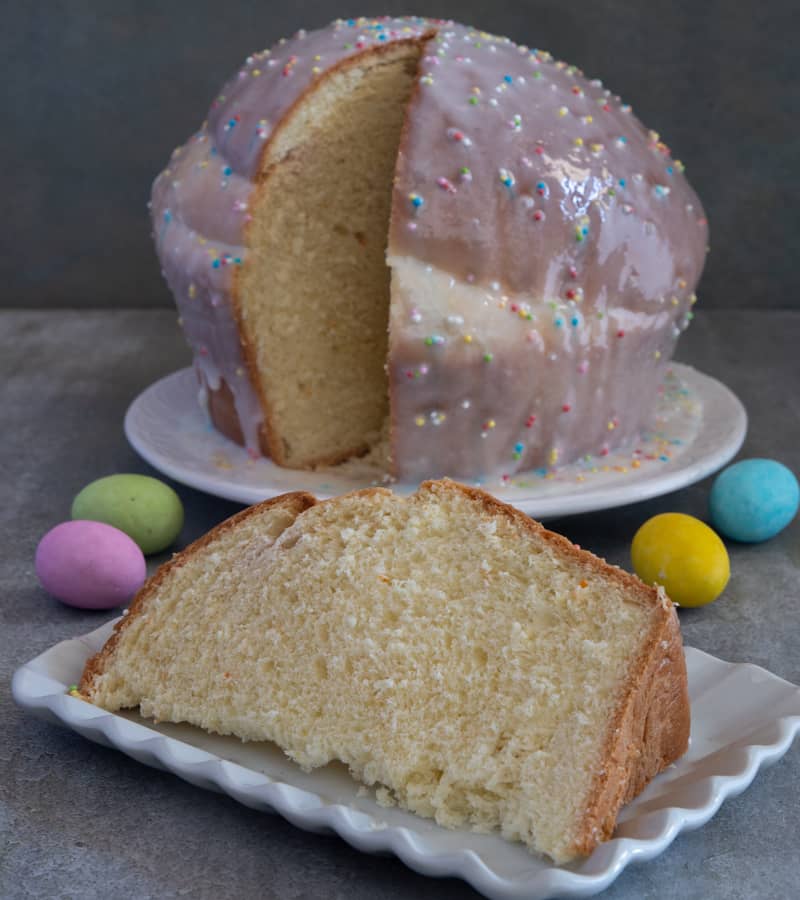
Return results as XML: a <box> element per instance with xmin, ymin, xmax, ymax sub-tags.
<box><xmin>35</xmin><ymin>521</ymin><xmax>147</xmax><ymax>609</ymax></box>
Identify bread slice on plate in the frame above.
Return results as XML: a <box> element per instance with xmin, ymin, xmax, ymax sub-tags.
<box><xmin>80</xmin><ymin>479</ymin><xmax>689</xmax><ymax>863</ymax></box>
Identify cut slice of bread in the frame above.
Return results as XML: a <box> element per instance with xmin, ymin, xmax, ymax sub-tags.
<box><xmin>79</xmin><ymin>480</ymin><xmax>689</xmax><ymax>862</ymax></box>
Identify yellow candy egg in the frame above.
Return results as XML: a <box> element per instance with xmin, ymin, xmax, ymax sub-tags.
<box><xmin>631</xmin><ymin>513</ymin><xmax>730</xmax><ymax>607</ymax></box>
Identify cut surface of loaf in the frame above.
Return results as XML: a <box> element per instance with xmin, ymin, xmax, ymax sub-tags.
<box><xmin>238</xmin><ymin>40</ymin><xmax>424</xmax><ymax>467</ymax></box>
<box><xmin>80</xmin><ymin>480</ymin><xmax>689</xmax><ymax>863</ymax></box>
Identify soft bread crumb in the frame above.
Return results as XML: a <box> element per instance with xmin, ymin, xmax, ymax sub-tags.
<box><xmin>375</xmin><ymin>787</ymin><xmax>397</xmax><ymax>808</ymax></box>
<box><xmin>238</xmin><ymin>42</ymin><xmax>423</xmax><ymax>468</ymax></box>
<box><xmin>80</xmin><ymin>480</ymin><xmax>689</xmax><ymax>863</ymax></box>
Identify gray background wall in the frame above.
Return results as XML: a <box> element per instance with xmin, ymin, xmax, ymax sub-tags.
<box><xmin>3</xmin><ymin>0</ymin><xmax>797</xmax><ymax>309</ymax></box>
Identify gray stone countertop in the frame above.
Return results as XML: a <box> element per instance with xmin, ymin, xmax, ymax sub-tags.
<box><xmin>2</xmin><ymin>309</ymin><xmax>798</xmax><ymax>900</ymax></box>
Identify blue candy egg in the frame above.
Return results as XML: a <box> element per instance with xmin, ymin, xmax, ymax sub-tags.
<box><xmin>710</xmin><ymin>459</ymin><xmax>799</xmax><ymax>543</ymax></box>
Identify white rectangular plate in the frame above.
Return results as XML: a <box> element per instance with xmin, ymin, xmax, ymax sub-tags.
<box><xmin>12</xmin><ymin>620</ymin><xmax>800</xmax><ymax>900</ymax></box>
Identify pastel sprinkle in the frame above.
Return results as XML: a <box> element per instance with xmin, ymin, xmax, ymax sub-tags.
<box><xmin>499</xmin><ymin>168</ymin><xmax>515</xmax><ymax>188</ymax></box>
<box><xmin>447</xmin><ymin>128</ymin><xmax>472</xmax><ymax>146</ymax></box>
<box><xmin>483</xmin><ymin>352</ymin><xmax>494</xmax><ymax>363</ymax></box>
<box><xmin>408</xmin><ymin>192</ymin><xmax>424</xmax><ymax>209</ymax></box>
<box><xmin>574</xmin><ymin>216</ymin><xmax>591</xmax><ymax>242</ymax></box>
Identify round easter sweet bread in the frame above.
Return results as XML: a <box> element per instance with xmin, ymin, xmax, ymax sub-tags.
<box><xmin>152</xmin><ymin>17</ymin><xmax>706</xmax><ymax>478</ymax></box>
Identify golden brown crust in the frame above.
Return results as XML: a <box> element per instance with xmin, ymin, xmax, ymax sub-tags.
<box><xmin>567</xmin><ymin>597</ymin><xmax>689</xmax><ymax>857</ymax></box>
<box><xmin>206</xmin><ymin>376</ymin><xmax>269</xmax><ymax>457</ymax></box>
<box><xmin>78</xmin><ymin>491</ymin><xmax>317</xmax><ymax>697</ymax></box>
<box><xmin>231</xmin><ymin>36</ymin><xmax>432</xmax><ymax>468</ymax></box>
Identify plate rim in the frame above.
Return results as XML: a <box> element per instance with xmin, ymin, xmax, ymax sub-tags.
<box><xmin>12</xmin><ymin>622</ymin><xmax>800</xmax><ymax>900</ymax></box>
<box><xmin>124</xmin><ymin>363</ymin><xmax>747</xmax><ymax>516</ymax></box>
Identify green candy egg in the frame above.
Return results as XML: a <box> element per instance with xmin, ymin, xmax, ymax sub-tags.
<box><xmin>71</xmin><ymin>474</ymin><xmax>184</xmax><ymax>555</ymax></box>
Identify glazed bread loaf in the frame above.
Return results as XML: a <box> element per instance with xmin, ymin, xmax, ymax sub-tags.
<box><xmin>152</xmin><ymin>17</ymin><xmax>707</xmax><ymax>480</ymax></box>
<box><xmin>80</xmin><ymin>480</ymin><xmax>690</xmax><ymax>862</ymax></box>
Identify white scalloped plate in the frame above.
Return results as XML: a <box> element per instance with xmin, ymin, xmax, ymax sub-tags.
<box><xmin>13</xmin><ymin>621</ymin><xmax>799</xmax><ymax>900</ymax></box>
<box><xmin>124</xmin><ymin>364</ymin><xmax>746</xmax><ymax>516</ymax></box>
